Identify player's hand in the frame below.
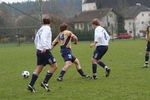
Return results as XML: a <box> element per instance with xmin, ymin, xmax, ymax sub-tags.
<box><xmin>42</xmin><ymin>48</ymin><xmax>46</xmax><ymax>54</ymax></box>
<box><xmin>51</xmin><ymin>45</ymin><xmax>54</xmax><ymax>50</ymax></box>
<box><xmin>89</xmin><ymin>43</ymin><xmax>95</xmax><ymax>48</ymax></box>
<box><xmin>73</xmin><ymin>40</ymin><xmax>78</xmax><ymax>45</ymax></box>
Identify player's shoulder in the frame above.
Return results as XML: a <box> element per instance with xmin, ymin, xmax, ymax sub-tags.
<box><xmin>64</xmin><ymin>30</ymin><xmax>73</xmax><ymax>35</ymax></box>
<box><xmin>64</xmin><ymin>30</ymin><xmax>72</xmax><ymax>33</ymax></box>
<box><xmin>42</xmin><ymin>25</ymin><xmax>51</xmax><ymax>30</ymax></box>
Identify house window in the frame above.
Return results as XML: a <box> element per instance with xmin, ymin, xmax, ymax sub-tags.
<box><xmin>75</xmin><ymin>24</ymin><xmax>78</xmax><ymax>29</ymax></box>
<box><xmin>129</xmin><ymin>31</ymin><xmax>132</xmax><ymax>33</ymax></box>
<box><xmin>109</xmin><ymin>14</ymin><xmax>112</xmax><ymax>17</ymax></box>
<box><xmin>129</xmin><ymin>22</ymin><xmax>131</xmax><ymax>25</ymax></box>
<box><xmin>141</xmin><ymin>21</ymin><xmax>144</xmax><ymax>24</ymax></box>
<box><xmin>149</xmin><ymin>13</ymin><xmax>150</xmax><ymax>16</ymax></box>
<box><xmin>80</xmin><ymin>23</ymin><xmax>84</xmax><ymax>29</ymax></box>
<box><xmin>149</xmin><ymin>21</ymin><xmax>150</xmax><ymax>25</ymax></box>
<box><xmin>142</xmin><ymin>13</ymin><xmax>144</xmax><ymax>16</ymax></box>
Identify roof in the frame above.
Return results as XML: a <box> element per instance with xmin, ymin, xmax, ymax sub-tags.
<box><xmin>120</xmin><ymin>5</ymin><xmax>150</xmax><ymax>19</ymax></box>
<box><xmin>83</xmin><ymin>0</ymin><xmax>96</xmax><ymax>4</ymax></box>
<box><xmin>72</xmin><ymin>8</ymin><xmax>113</xmax><ymax>23</ymax></box>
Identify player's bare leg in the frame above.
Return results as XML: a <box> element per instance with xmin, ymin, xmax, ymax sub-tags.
<box><xmin>57</xmin><ymin>61</ymin><xmax>72</xmax><ymax>81</ymax></box>
<box><xmin>74</xmin><ymin>58</ymin><xmax>90</xmax><ymax>78</ymax></box>
<box><xmin>34</xmin><ymin>65</ymin><xmax>45</xmax><ymax>75</ymax></box>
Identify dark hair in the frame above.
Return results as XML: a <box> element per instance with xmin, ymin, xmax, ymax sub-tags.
<box><xmin>60</xmin><ymin>23</ymin><xmax>68</xmax><ymax>32</ymax></box>
<box><xmin>92</xmin><ymin>18</ymin><xmax>100</xmax><ymax>26</ymax></box>
<box><xmin>147</xmin><ymin>26</ymin><xmax>150</xmax><ymax>33</ymax></box>
<box><xmin>43</xmin><ymin>18</ymin><xmax>50</xmax><ymax>24</ymax></box>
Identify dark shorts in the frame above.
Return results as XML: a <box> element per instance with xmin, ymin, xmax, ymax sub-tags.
<box><xmin>146</xmin><ymin>41</ymin><xmax>150</xmax><ymax>52</ymax></box>
<box><xmin>36</xmin><ymin>49</ymin><xmax>56</xmax><ymax>66</ymax></box>
<box><xmin>60</xmin><ymin>48</ymin><xmax>76</xmax><ymax>63</ymax></box>
<box><xmin>93</xmin><ymin>46</ymin><xmax>108</xmax><ymax>60</ymax></box>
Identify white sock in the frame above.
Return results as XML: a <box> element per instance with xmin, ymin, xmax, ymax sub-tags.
<box><xmin>105</xmin><ymin>66</ymin><xmax>109</xmax><ymax>69</ymax></box>
<box><xmin>145</xmin><ymin>61</ymin><xmax>149</xmax><ymax>64</ymax></box>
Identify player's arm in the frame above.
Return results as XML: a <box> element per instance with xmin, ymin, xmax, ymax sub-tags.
<box><xmin>90</xmin><ymin>42</ymin><xmax>97</xmax><ymax>48</ymax></box>
<box><xmin>71</xmin><ymin>34</ymin><xmax>78</xmax><ymax>44</ymax></box>
<box><xmin>90</xmin><ymin>29</ymin><xmax>101</xmax><ymax>48</ymax></box>
<box><xmin>67</xmin><ymin>32</ymin><xmax>78</xmax><ymax>44</ymax></box>
<box><xmin>51</xmin><ymin>35</ymin><xmax>59</xmax><ymax>49</ymax></box>
<box><xmin>146</xmin><ymin>32</ymin><xmax>150</xmax><ymax>41</ymax></box>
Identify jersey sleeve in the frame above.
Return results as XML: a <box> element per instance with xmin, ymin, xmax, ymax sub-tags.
<box><xmin>94</xmin><ymin>28</ymin><xmax>103</xmax><ymax>42</ymax></box>
<box><xmin>66</xmin><ymin>31</ymin><xmax>73</xmax><ymax>37</ymax></box>
<box><xmin>52</xmin><ymin>34</ymin><xmax>59</xmax><ymax>46</ymax></box>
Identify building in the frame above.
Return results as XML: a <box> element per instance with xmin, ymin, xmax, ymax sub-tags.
<box><xmin>120</xmin><ymin>3</ymin><xmax>150</xmax><ymax>37</ymax></box>
<box><xmin>82</xmin><ymin>0</ymin><xmax>97</xmax><ymax>12</ymax></box>
<box><xmin>72</xmin><ymin>8</ymin><xmax>118</xmax><ymax>34</ymax></box>
<box><xmin>71</xmin><ymin>0</ymin><xmax>118</xmax><ymax>34</ymax></box>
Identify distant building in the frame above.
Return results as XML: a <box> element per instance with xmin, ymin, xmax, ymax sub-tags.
<box><xmin>82</xmin><ymin>0</ymin><xmax>97</xmax><ymax>12</ymax></box>
<box><xmin>72</xmin><ymin>8</ymin><xmax>118</xmax><ymax>34</ymax></box>
<box><xmin>120</xmin><ymin>3</ymin><xmax>150</xmax><ymax>37</ymax></box>
<box><xmin>0</xmin><ymin>10</ymin><xmax>4</xmax><ymax>16</ymax></box>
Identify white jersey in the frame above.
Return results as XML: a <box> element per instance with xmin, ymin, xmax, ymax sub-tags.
<box><xmin>94</xmin><ymin>26</ymin><xmax>110</xmax><ymax>46</ymax></box>
<box><xmin>34</xmin><ymin>25</ymin><xmax>52</xmax><ymax>50</ymax></box>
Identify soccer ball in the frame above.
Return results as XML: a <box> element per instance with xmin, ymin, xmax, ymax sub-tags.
<box><xmin>22</xmin><ymin>71</ymin><xmax>30</xmax><ymax>78</ymax></box>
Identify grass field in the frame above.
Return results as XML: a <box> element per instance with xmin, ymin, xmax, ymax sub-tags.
<box><xmin>0</xmin><ymin>39</ymin><xmax>150</xmax><ymax>100</ymax></box>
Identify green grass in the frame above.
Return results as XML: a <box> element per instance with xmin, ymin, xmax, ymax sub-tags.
<box><xmin>0</xmin><ymin>40</ymin><xmax>150</xmax><ymax>100</ymax></box>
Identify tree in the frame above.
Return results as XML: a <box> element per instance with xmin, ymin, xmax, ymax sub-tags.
<box><xmin>117</xmin><ymin>14</ymin><xmax>126</xmax><ymax>33</ymax></box>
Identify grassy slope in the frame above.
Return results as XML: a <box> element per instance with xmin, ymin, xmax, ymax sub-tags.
<box><xmin>0</xmin><ymin>40</ymin><xmax>150</xmax><ymax>100</ymax></box>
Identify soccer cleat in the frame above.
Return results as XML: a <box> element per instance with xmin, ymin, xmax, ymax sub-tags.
<box><xmin>105</xmin><ymin>68</ymin><xmax>111</xmax><ymax>77</ymax></box>
<box><xmin>144</xmin><ymin>64</ymin><xmax>149</xmax><ymax>68</ymax></box>
<box><xmin>41</xmin><ymin>82</ymin><xmax>50</xmax><ymax>92</ymax></box>
<box><xmin>91</xmin><ymin>75</ymin><xmax>98</xmax><ymax>80</ymax></box>
<box><xmin>82</xmin><ymin>75</ymin><xmax>91</xmax><ymax>79</ymax></box>
<box><xmin>28</xmin><ymin>85</ymin><xmax>36</xmax><ymax>93</ymax></box>
<box><xmin>57</xmin><ymin>77</ymin><xmax>63</xmax><ymax>81</ymax></box>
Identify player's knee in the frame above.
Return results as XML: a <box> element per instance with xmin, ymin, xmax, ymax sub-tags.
<box><xmin>54</xmin><ymin>65</ymin><xmax>58</xmax><ymax>70</ymax></box>
<box><xmin>146</xmin><ymin>52</ymin><xmax>149</xmax><ymax>54</ymax></box>
<box><xmin>91</xmin><ymin>58</ymin><xmax>97</xmax><ymax>63</ymax></box>
<box><xmin>50</xmin><ymin>64</ymin><xmax>58</xmax><ymax>71</ymax></box>
<box><xmin>67</xmin><ymin>63</ymin><xmax>72</xmax><ymax>67</ymax></box>
<box><xmin>74</xmin><ymin>60</ymin><xmax>80</xmax><ymax>65</ymax></box>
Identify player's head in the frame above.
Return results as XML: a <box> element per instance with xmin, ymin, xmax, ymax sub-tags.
<box><xmin>91</xmin><ymin>18</ymin><xmax>100</xmax><ymax>29</ymax></box>
<box><xmin>60</xmin><ymin>23</ymin><xmax>68</xmax><ymax>32</ymax></box>
<box><xmin>43</xmin><ymin>18</ymin><xmax>50</xmax><ymax>25</ymax></box>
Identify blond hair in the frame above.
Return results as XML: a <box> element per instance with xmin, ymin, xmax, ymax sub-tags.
<box><xmin>92</xmin><ymin>18</ymin><xmax>100</xmax><ymax>26</ymax></box>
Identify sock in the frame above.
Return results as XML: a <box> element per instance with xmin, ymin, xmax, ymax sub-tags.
<box><xmin>145</xmin><ymin>54</ymin><xmax>149</xmax><ymax>64</ymax></box>
<box><xmin>92</xmin><ymin>63</ymin><xmax>97</xmax><ymax>75</ymax></box>
<box><xmin>98</xmin><ymin>61</ymin><xmax>107</xmax><ymax>69</ymax></box>
<box><xmin>78</xmin><ymin>69</ymin><xmax>86</xmax><ymax>77</ymax></box>
<box><xmin>29</xmin><ymin>73</ymin><xmax>38</xmax><ymax>87</ymax></box>
<box><xmin>59</xmin><ymin>70</ymin><xmax>66</xmax><ymax>78</ymax></box>
<box><xmin>43</xmin><ymin>72</ymin><xmax>53</xmax><ymax>84</ymax></box>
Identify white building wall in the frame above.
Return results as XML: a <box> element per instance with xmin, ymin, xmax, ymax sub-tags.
<box><xmin>135</xmin><ymin>11</ymin><xmax>150</xmax><ymax>37</ymax></box>
<box><xmin>124</xmin><ymin>11</ymin><xmax>150</xmax><ymax>37</ymax></box>
<box><xmin>82</xmin><ymin>3</ymin><xmax>97</xmax><ymax>12</ymax></box>
<box><xmin>100</xmin><ymin>12</ymin><xmax>118</xmax><ymax>33</ymax></box>
<box><xmin>124</xmin><ymin>19</ymin><xmax>134</xmax><ymax>36</ymax></box>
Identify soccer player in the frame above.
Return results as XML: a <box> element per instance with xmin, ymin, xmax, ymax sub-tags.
<box><xmin>52</xmin><ymin>23</ymin><xmax>90</xmax><ymax>81</ymax></box>
<box><xmin>27</xmin><ymin>19</ymin><xmax>57</xmax><ymax>93</ymax></box>
<box><xmin>144</xmin><ymin>26</ymin><xmax>150</xmax><ymax>68</ymax></box>
<box><xmin>90</xmin><ymin>18</ymin><xmax>111</xmax><ymax>79</ymax></box>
